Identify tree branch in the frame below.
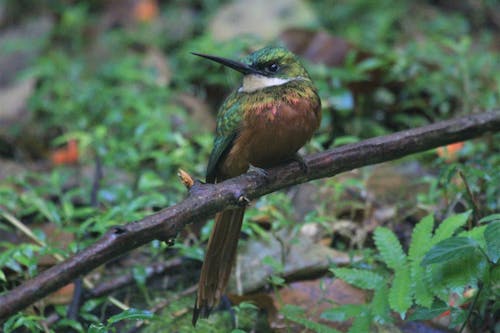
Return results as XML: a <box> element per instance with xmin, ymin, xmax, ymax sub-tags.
<box><xmin>0</xmin><ymin>111</ymin><xmax>499</xmax><ymax>320</ymax></box>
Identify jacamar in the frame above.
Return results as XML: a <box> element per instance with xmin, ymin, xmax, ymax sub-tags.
<box><xmin>191</xmin><ymin>46</ymin><xmax>321</xmax><ymax>324</ymax></box>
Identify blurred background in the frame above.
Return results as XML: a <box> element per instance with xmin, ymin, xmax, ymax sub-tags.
<box><xmin>0</xmin><ymin>0</ymin><xmax>499</xmax><ymax>332</ymax></box>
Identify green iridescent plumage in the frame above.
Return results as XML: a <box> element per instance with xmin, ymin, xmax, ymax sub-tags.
<box><xmin>205</xmin><ymin>46</ymin><xmax>317</xmax><ymax>182</ymax></box>
<box><xmin>206</xmin><ymin>93</ymin><xmax>241</xmax><ymax>182</ymax></box>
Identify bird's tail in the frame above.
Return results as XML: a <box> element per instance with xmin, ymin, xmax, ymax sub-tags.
<box><xmin>192</xmin><ymin>207</ymin><xmax>245</xmax><ymax>325</ymax></box>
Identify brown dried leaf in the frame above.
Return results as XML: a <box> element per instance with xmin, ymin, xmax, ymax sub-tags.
<box><xmin>281</xmin><ymin>28</ymin><xmax>355</xmax><ymax>67</ymax></box>
<box><xmin>178</xmin><ymin>169</ymin><xmax>194</xmax><ymax>189</ymax></box>
<box><xmin>271</xmin><ymin>278</ymin><xmax>366</xmax><ymax>332</ymax></box>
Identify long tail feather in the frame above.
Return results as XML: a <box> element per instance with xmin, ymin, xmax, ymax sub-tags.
<box><xmin>192</xmin><ymin>207</ymin><xmax>245</xmax><ymax>325</ymax></box>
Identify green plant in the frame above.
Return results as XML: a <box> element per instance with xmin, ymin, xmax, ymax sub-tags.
<box><xmin>88</xmin><ymin>308</ymin><xmax>154</xmax><ymax>333</ymax></box>
<box><xmin>323</xmin><ymin>211</ymin><xmax>499</xmax><ymax>332</ymax></box>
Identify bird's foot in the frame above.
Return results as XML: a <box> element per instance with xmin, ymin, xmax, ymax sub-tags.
<box><xmin>237</xmin><ymin>195</ymin><xmax>251</xmax><ymax>207</ymax></box>
<box><xmin>248</xmin><ymin>164</ymin><xmax>270</xmax><ymax>181</ymax></box>
<box><xmin>291</xmin><ymin>154</ymin><xmax>309</xmax><ymax>174</ymax></box>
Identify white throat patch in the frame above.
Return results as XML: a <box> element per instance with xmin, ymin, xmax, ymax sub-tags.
<box><xmin>238</xmin><ymin>75</ymin><xmax>293</xmax><ymax>93</ymax></box>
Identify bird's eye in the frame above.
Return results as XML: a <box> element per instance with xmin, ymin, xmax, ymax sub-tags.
<box><xmin>267</xmin><ymin>63</ymin><xmax>279</xmax><ymax>72</ymax></box>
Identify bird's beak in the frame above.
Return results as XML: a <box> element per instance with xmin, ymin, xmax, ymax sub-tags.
<box><xmin>191</xmin><ymin>52</ymin><xmax>263</xmax><ymax>75</ymax></box>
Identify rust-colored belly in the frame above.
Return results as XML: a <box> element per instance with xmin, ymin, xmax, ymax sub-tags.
<box><xmin>220</xmin><ymin>94</ymin><xmax>321</xmax><ymax>178</ymax></box>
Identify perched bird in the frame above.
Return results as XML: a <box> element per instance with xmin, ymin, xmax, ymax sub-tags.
<box><xmin>192</xmin><ymin>46</ymin><xmax>321</xmax><ymax>324</ymax></box>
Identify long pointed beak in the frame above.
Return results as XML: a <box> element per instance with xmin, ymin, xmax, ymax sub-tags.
<box><xmin>191</xmin><ymin>52</ymin><xmax>262</xmax><ymax>75</ymax></box>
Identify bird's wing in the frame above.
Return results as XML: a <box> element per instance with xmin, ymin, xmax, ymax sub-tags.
<box><xmin>206</xmin><ymin>93</ymin><xmax>242</xmax><ymax>183</ymax></box>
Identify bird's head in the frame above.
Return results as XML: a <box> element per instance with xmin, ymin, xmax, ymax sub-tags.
<box><xmin>192</xmin><ymin>46</ymin><xmax>311</xmax><ymax>93</ymax></box>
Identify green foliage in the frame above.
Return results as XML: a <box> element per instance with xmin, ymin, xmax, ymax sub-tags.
<box><xmin>408</xmin><ymin>215</ymin><xmax>435</xmax><ymax>307</ymax></box>
<box><xmin>281</xmin><ymin>305</ymin><xmax>342</xmax><ymax>333</ymax></box>
<box><xmin>485</xmin><ymin>221</ymin><xmax>500</xmax><ymax>263</ymax></box>
<box><xmin>329</xmin><ymin>268</ymin><xmax>382</xmax><ymax>290</ymax></box>
<box><xmin>327</xmin><ymin>212</ymin><xmax>499</xmax><ymax>331</ymax></box>
<box><xmin>373</xmin><ymin>227</ymin><xmax>407</xmax><ymax>270</ymax></box>
<box><xmin>3</xmin><ymin>313</ymin><xmax>45</xmax><ymax>333</ymax></box>
<box><xmin>373</xmin><ymin>228</ymin><xmax>412</xmax><ymax>317</ymax></box>
<box><xmin>88</xmin><ymin>308</ymin><xmax>154</xmax><ymax>333</ymax></box>
<box><xmin>421</xmin><ymin>237</ymin><xmax>480</xmax><ymax>265</ymax></box>
<box><xmin>432</xmin><ymin>211</ymin><xmax>471</xmax><ymax>244</ymax></box>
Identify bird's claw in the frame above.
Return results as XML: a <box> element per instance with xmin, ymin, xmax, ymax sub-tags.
<box><xmin>292</xmin><ymin>154</ymin><xmax>309</xmax><ymax>174</ymax></box>
<box><xmin>248</xmin><ymin>164</ymin><xmax>269</xmax><ymax>178</ymax></box>
<box><xmin>237</xmin><ymin>195</ymin><xmax>251</xmax><ymax>206</ymax></box>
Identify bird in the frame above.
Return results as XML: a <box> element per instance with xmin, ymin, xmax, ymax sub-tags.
<box><xmin>191</xmin><ymin>46</ymin><xmax>321</xmax><ymax>325</ymax></box>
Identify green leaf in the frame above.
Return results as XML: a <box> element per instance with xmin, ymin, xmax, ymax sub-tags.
<box><xmin>412</xmin><ymin>264</ymin><xmax>433</xmax><ymax>307</ymax></box>
<box><xmin>422</xmin><ymin>237</ymin><xmax>479</xmax><ymax>266</ymax></box>
<box><xmin>458</xmin><ymin>225</ymin><xmax>487</xmax><ymax>248</ymax></box>
<box><xmin>269</xmin><ymin>275</ymin><xmax>285</xmax><ymax>286</ymax></box>
<box><xmin>282</xmin><ymin>305</ymin><xmax>341</xmax><ymax>333</ymax></box>
<box><xmin>88</xmin><ymin>323</ymin><xmax>106</xmax><ymax>333</ymax></box>
<box><xmin>408</xmin><ymin>215</ymin><xmax>435</xmax><ymax>261</ymax></box>
<box><xmin>133</xmin><ymin>266</ymin><xmax>148</xmax><ymax>287</ymax></box>
<box><xmin>332</xmin><ymin>135</ymin><xmax>360</xmax><ymax>146</ymax></box>
<box><xmin>237</xmin><ymin>301</ymin><xmax>259</xmax><ymax>310</ymax></box>
<box><xmin>374</xmin><ymin>227</ymin><xmax>406</xmax><ymax>269</ymax></box>
<box><xmin>347</xmin><ymin>310</ymin><xmax>371</xmax><ymax>333</ymax></box>
<box><xmin>3</xmin><ymin>314</ymin><xmax>44</xmax><ymax>333</ymax></box>
<box><xmin>408</xmin><ymin>215</ymin><xmax>435</xmax><ymax>307</ymax></box>
<box><xmin>485</xmin><ymin>221</ymin><xmax>500</xmax><ymax>263</ymax></box>
<box><xmin>262</xmin><ymin>255</ymin><xmax>284</xmax><ymax>272</ymax></box>
<box><xmin>433</xmin><ymin>211</ymin><xmax>471</xmax><ymax>244</ymax></box>
<box><xmin>28</xmin><ymin>194</ymin><xmax>62</xmax><ymax>225</ymax></box>
<box><xmin>320</xmin><ymin>304</ymin><xmax>365</xmax><ymax>322</ymax></box>
<box><xmin>137</xmin><ymin>171</ymin><xmax>165</xmax><ymax>191</ymax></box>
<box><xmin>388</xmin><ymin>269</ymin><xmax>412</xmax><ymax>318</ymax></box>
<box><xmin>371</xmin><ymin>282</ymin><xmax>392</xmax><ymax>324</ymax></box>
<box><xmin>479</xmin><ymin>213</ymin><xmax>500</xmax><ymax>224</ymax></box>
<box><xmin>331</xmin><ymin>268</ymin><xmax>383</xmax><ymax>290</ymax></box>
<box><xmin>54</xmin><ymin>318</ymin><xmax>84</xmax><ymax>332</ymax></box>
<box><xmin>407</xmin><ymin>300</ymin><xmax>449</xmax><ymax>321</ymax></box>
<box><xmin>107</xmin><ymin>308</ymin><xmax>153</xmax><ymax>324</ymax></box>
<box><xmin>426</xmin><ymin>251</ymin><xmax>488</xmax><ymax>297</ymax></box>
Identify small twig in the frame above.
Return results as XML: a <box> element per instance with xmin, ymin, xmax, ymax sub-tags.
<box><xmin>89</xmin><ymin>259</ymin><xmax>182</xmax><ymax>298</ymax></box>
<box><xmin>458</xmin><ymin>170</ymin><xmax>483</xmax><ymax>226</ymax></box>
<box><xmin>68</xmin><ymin>153</ymin><xmax>104</xmax><ymax>320</ymax></box>
<box><xmin>66</xmin><ymin>278</ymin><xmax>83</xmax><ymax>320</ymax></box>
<box><xmin>90</xmin><ymin>153</ymin><xmax>103</xmax><ymax>207</ymax></box>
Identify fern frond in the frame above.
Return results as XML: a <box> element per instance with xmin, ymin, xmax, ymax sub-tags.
<box><xmin>408</xmin><ymin>215</ymin><xmax>435</xmax><ymax>307</ymax></box>
<box><xmin>331</xmin><ymin>268</ymin><xmax>383</xmax><ymax>290</ymax></box>
<box><xmin>374</xmin><ymin>227</ymin><xmax>407</xmax><ymax>270</ymax></box>
<box><xmin>347</xmin><ymin>310</ymin><xmax>371</xmax><ymax>333</ymax></box>
<box><xmin>388</xmin><ymin>268</ymin><xmax>412</xmax><ymax>318</ymax></box>
<box><xmin>370</xmin><ymin>282</ymin><xmax>392</xmax><ymax>324</ymax></box>
<box><xmin>320</xmin><ymin>304</ymin><xmax>364</xmax><ymax>322</ymax></box>
<box><xmin>412</xmin><ymin>265</ymin><xmax>434</xmax><ymax>307</ymax></box>
<box><xmin>408</xmin><ymin>215</ymin><xmax>434</xmax><ymax>261</ymax></box>
<box><xmin>432</xmin><ymin>211</ymin><xmax>471</xmax><ymax>244</ymax></box>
